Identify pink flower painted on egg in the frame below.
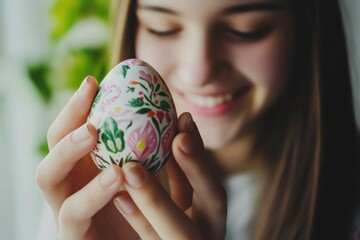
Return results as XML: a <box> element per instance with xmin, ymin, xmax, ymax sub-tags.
<box><xmin>161</xmin><ymin>122</ymin><xmax>176</xmax><ymax>158</ymax></box>
<box><xmin>127</xmin><ymin>121</ymin><xmax>158</xmax><ymax>161</ymax></box>
<box><xmin>100</xmin><ymin>83</ymin><xmax>122</xmax><ymax>108</ymax></box>
<box><xmin>131</xmin><ymin>59</ymin><xmax>148</xmax><ymax>66</ymax></box>
<box><xmin>139</xmin><ymin>70</ymin><xmax>158</xmax><ymax>84</ymax></box>
<box><xmin>122</xmin><ymin>58</ymin><xmax>148</xmax><ymax>66</ymax></box>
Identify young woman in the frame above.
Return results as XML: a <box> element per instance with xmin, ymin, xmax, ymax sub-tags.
<box><xmin>36</xmin><ymin>0</ymin><xmax>359</xmax><ymax>239</ymax></box>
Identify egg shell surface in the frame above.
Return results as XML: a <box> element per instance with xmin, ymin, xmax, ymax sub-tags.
<box><xmin>88</xmin><ymin>58</ymin><xmax>177</xmax><ymax>175</ymax></box>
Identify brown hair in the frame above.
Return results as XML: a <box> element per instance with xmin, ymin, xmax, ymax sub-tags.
<box><xmin>108</xmin><ymin>0</ymin><xmax>359</xmax><ymax>239</ymax></box>
<box><xmin>250</xmin><ymin>1</ymin><xmax>321</xmax><ymax>238</ymax></box>
<box><xmin>109</xmin><ymin>0</ymin><xmax>136</xmax><ymax>67</ymax></box>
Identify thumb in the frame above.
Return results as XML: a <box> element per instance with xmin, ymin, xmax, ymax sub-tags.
<box><xmin>177</xmin><ymin>112</ymin><xmax>204</xmax><ymax>150</ymax></box>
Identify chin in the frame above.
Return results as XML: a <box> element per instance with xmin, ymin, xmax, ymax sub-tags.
<box><xmin>203</xmin><ymin>139</ymin><xmax>229</xmax><ymax>150</ymax></box>
<box><xmin>176</xmin><ymin>102</ymin><xmax>254</xmax><ymax>150</ymax></box>
<box><xmin>196</xmin><ymin>120</ymin><xmax>242</xmax><ymax>150</ymax></box>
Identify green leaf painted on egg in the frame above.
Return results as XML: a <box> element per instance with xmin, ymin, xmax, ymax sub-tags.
<box><xmin>136</xmin><ymin>108</ymin><xmax>152</xmax><ymax>114</ymax></box>
<box><xmin>155</xmin><ymin>83</ymin><xmax>161</xmax><ymax>93</ymax></box>
<box><xmin>127</xmin><ymin>86</ymin><xmax>135</xmax><ymax>93</ymax></box>
<box><xmin>121</xmin><ymin>65</ymin><xmax>130</xmax><ymax>78</ymax></box>
<box><xmin>157</xmin><ymin>91</ymin><xmax>169</xmax><ymax>97</ymax></box>
<box><xmin>128</xmin><ymin>98</ymin><xmax>144</xmax><ymax>107</ymax></box>
<box><xmin>101</xmin><ymin>117</ymin><xmax>125</xmax><ymax>153</ymax></box>
<box><xmin>160</xmin><ymin>100</ymin><xmax>171</xmax><ymax>112</ymax></box>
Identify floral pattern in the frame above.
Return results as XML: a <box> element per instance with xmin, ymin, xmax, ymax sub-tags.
<box><xmin>101</xmin><ymin>117</ymin><xmax>125</xmax><ymax>154</ymax></box>
<box><xmin>161</xmin><ymin>122</ymin><xmax>176</xmax><ymax>158</ymax></box>
<box><xmin>88</xmin><ymin>58</ymin><xmax>177</xmax><ymax>175</ymax></box>
<box><xmin>127</xmin><ymin>121</ymin><xmax>157</xmax><ymax>160</ymax></box>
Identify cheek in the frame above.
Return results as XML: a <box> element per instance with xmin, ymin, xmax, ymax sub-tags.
<box><xmin>235</xmin><ymin>32</ymin><xmax>294</xmax><ymax>108</ymax></box>
<box><xmin>135</xmin><ymin>30</ymin><xmax>175</xmax><ymax>81</ymax></box>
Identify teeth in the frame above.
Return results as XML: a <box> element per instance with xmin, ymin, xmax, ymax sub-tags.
<box><xmin>187</xmin><ymin>94</ymin><xmax>233</xmax><ymax>108</ymax></box>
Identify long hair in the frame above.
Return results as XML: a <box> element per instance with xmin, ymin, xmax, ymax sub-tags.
<box><xmin>251</xmin><ymin>1</ymin><xmax>321</xmax><ymax>238</ymax></box>
<box><xmin>109</xmin><ymin>0</ymin><xmax>136</xmax><ymax>67</ymax></box>
<box><xmin>108</xmin><ymin>0</ymin><xmax>359</xmax><ymax>239</ymax></box>
<box><xmin>311</xmin><ymin>0</ymin><xmax>360</xmax><ymax>239</ymax></box>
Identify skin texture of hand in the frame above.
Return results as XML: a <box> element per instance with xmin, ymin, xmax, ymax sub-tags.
<box><xmin>36</xmin><ymin>75</ymin><xmax>227</xmax><ymax>240</ymax></box>
<box><xmin>36</xmin><ymin>76</ymin><xmax>139</xmax><ymax>239</ymax></box>
<box><xmin>113</xmin><ymin>113</ymin><xmax>227</xmax><ymax>240</ymax></box>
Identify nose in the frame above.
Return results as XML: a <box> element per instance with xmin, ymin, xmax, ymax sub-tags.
<box><xmin>176</xmin><ymin>29</ymin><xmax>227</xmax><ymax>87</ymax></box>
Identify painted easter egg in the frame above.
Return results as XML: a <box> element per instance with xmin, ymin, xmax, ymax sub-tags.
<box><xmin>88</xmin><ymin>58</ymin><xmax>177</xmax><ymax>175</ymax></box>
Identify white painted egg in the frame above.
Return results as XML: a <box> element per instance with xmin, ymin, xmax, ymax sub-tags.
<box><xmin>88</xmin><ymin>58</ymin><xmax>177</xmax><ymax>175</ymax></box>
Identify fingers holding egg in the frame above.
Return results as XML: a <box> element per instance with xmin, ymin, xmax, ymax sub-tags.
<box><xmin>36</xmin><ymin>123</ymin><xmax>98</xmax><ymax>211</ymax></box>
<box><xmin>48</xmin><ymin>75</ymin><xmax>98</xmax><ymax>150</ymax></box>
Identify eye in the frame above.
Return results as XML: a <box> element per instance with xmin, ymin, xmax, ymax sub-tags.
<box><xmin>146</xmin><ymin>28</ymin><xmax>180</xmax><ymax>37</ymax></box>
<box><xmin>226</xmin><ymin>27</ymin><xmax>272</xmax><ymax>41</ymax></box>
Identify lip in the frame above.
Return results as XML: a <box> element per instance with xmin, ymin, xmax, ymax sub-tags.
<box><xmin>176</xmin><ymin>86</ymin><xmax>251</xmax><ymax>117</ymax></box>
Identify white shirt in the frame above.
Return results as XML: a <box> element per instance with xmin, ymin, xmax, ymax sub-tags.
<box><xmin>224</xmin><ymin>173</ymin><xmax>262</xmax><ymax>240</ymax></box>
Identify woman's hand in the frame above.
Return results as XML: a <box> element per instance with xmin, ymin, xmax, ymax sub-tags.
<box><xmin>36</xmin><ymin>76</ymin><xmax>139</xmax><ymax>240</ymax></box>
<box><xmin>36</xmin><ymin>75</ymin><xmax>227</xmax><ymax>239</ymax></box>
<box><xmin>114</xmin><ymin>112</ymin><xmax>227</xmax><ymax>240</ymax></box>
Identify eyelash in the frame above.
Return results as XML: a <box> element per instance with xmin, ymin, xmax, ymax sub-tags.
<box><xmin>147</xmin><ymin>28</ymin><xmax>180</xmax><ymax>36</ymax></box>
<box><xmin>226</xmin><ymin>27</ymin><xmax>272</xmax><ymax>40</ymax></box>
<box><xmin>146</xmin><ymin>26</ymin><xmax>272</xmax><ymax>40</ymax></box>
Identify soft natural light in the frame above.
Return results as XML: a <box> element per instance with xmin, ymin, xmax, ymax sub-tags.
<box><xmin>0</xmin><ymin>0</ymin><xmax>53</xmax><ymax>239</ymax></box>
<box><xmin>0</xmin><ymin>0</ymin><xmax>359</xmax><ymax>239</ymax></box>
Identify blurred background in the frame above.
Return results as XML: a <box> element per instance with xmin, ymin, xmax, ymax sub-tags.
<box><xmin>0</xmin><ymin>0</ymin><xmax>359</xmax><ymax>239</ymax></box>
<box><xmin>0</xmin><ymin>0</ymin><xmax>111</xmax><ymax>239</ymax></box>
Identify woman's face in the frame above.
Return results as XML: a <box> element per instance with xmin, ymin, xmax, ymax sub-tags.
<box><xmin>135</xmin><ymin>0</ymin><xmax>294</xmax><ymax>149</ymax></box>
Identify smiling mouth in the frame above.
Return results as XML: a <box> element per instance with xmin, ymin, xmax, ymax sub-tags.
<box><xmin>187</xmin><ymin>94</ymin><xmax>233</xmax><ymax>108</ymax></box>
<box><xmin>178</xmin><ymin>86</ymin><xmax>251</xmax><ymax>116</ymax></box>
<box><xmin>185</xmin><ymin>86</ymin><xmax>251</xmax><ymax>108</ymax></box>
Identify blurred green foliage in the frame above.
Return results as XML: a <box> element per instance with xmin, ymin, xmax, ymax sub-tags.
<box><xmin>27</xmin><ymin>0</ymin><xmax>111</xmax><ymax>103</ymax></box>
<box><xmin>28</xmin><ymin>63</ymin><xmax>52</xmax><ymax>102</ymax></box>
<box><xmin>28</xmin><ymin>0</ymin><xmax>111</xmax><ymax>155</ymax></box>
<box><xmin>51</xmin><ymin>0</ymin><xmax>110</xmax><ymax>40</ymax></box>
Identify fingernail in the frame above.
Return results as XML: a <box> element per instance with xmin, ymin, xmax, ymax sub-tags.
<box><xmin>78</xmin><ymin>76</ymin><xmax>90</xmax><ymax>93</ymax></box>
<box><xmin>114</xmin><ymin>193</ymin><xmax>136</xmax><ymax>214</ymax></box>
<box><xmin>179</xmin><ymin>134</ymin><xmax>197</xmax><ymax>155</ymax></box>
<box><xmin>99</xmin><ymin>166</ymin><xmax>118</xmax><ymax>187</ymax></box>
<box><xmin>124</xmin><ymin>164</ymin><xmax>145</xmax><ymax>188</ymax></box>
<box><xmin>185</xmin><ymin>114</ymin><xmax>196</xmax><ymax>133</ymax></box>
<box><xmin>72</xmin><ymin>124</ymin><xmax>91</xmax><ymax>142</ymax></box>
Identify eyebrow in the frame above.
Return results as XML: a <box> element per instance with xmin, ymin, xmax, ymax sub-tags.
<box><xmin>137</xmin><ymin>2</ymin><xmax>286</xmax><ymax>16</ymax></box>
<box><xmin>137</xmin><ymin>5</ymin><xmax>179</xmax><ymax>15</ymax></box>
<box><xmin>223</xmin><ymin>3</ymin><xmax>286</xmax><ymax>14</ymax></box>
